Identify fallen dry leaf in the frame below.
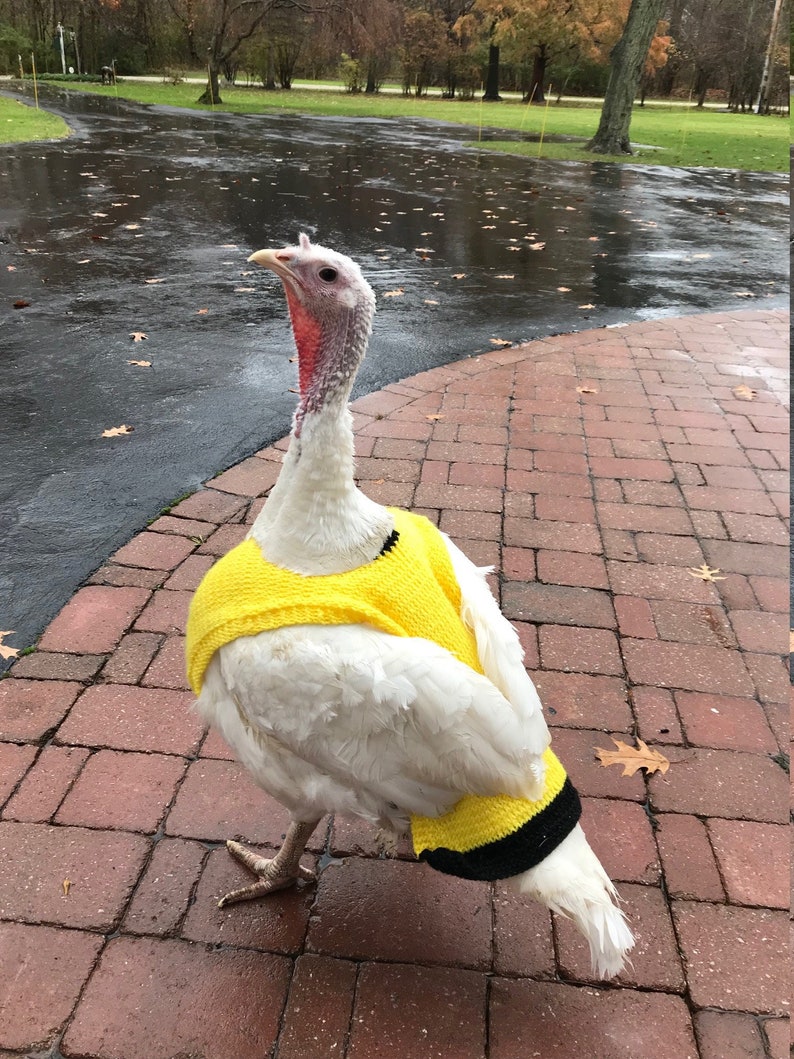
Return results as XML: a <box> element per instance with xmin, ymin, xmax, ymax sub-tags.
<box><xmin>556</xmin><ymin>286</ymin><xmax>571</xmax><ymax>293</ymax></box>
<box><xmin>688</xmin><ymin>563</ymin><xmax>726</xmax><ymax>583</ymax></box>
<box><xmin>424</xmin><ymin>299</ymin><xmax>440</xmax><ymax>305</ymax></box>
<box><xmin>731</xmin><ymin>291</ymin><xmax>756</xmax><ymax>298</ymax></box>
<box><xmin>196</xmin><ymin>308</ymin><xmax>209</xmax><ymax>315</ymax></box>
<box><xmin>7</xmin><ymin>265</ymin><xmax>16</xmax><ymax>272</ymax></box>
<box><xmin>452</xmin><ymin>273</ymin><xmax>466</xmax><ymax>279</ymax></box>
<box><xmin>578</xmin><ymin>303</ymin><xmax>596</xmax><ymax>310</ymax></box>
<box><xmin>576</xmin><ymin>386</ymin><xmax>599</xmax><ymax>394</ymax></box>
<box><xmin>234</xmin><ymin>287</ymin><xmax>255</xmax><ymax>293</ymax></box>
<box><xmin>383</xmin><ymin>288</ymin><xmax>404</xmax><ymax>298</ymax></box>
<box><xmin>495</xmin><ymin>274</ymin><xmax>515</xmax><ymax>279</ymax></box>
<box><xmin>490</xmin><ymin>338</ymin><xmax>512</xmax><ymax>347</ymax></box>
<box><xmin>128</xmin><ymin>360</ymin><xmax>151</xmax><ymax>367</ymax></box>
<box><xmin>144</xmin><ymin>278</ymin><xmax>164</xmax><ymax>285</ymax></box>
<box><xmin>595</xmin><ymin>737</ymin><xmax>670</xmax><ymax>777</ymax></box>
<box><xmin>62</xmin><ymin>879</ymin><xmax>71</xmax><ymax>896</ymax></box>
<box><xmin>528</xmin><ymin>242</ymin><xmax>546</xmax><ymax>251</ymax></box>
<box><xmin>101</xmin><ymin>424</ymin><xmax>134</xmax><ymax>437</ymax></box>
<box><xmin>425</xmin><ymin>414</ymin><xmax>445</xmax><ymax>421</ymax></box>
<box><xmin>13</xmin><ymin>299</ymin><xmax>30</xmax><ymax>309</ymax></box>
<box><xmin>124</xmin><ymin>223</ymin><xmax>141</xmax><ymax>230</ymax></box>
<box><xmin>732</xmin><ymin>383</ymin><xmax>757</xmax><ymax>401</ymax></box>
<box><xmin>129</xmin><ymin>332</ymin><xmax>147</xmax><ymax>342</ymax></box>
<box><xmin>0</xmin><ymin>631</ymin><xmax>19</xmax><ymax>661</ymax></box>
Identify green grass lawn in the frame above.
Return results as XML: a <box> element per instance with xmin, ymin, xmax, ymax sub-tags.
<box><xmin>0</xmin><ymin>94</ymin><xmax>70</xmax><ymax>143</ymax></box>
<box><xmin>32</xmin><ymin>78</ymin><xmax>788</xmax><ymax>171</ymax></box>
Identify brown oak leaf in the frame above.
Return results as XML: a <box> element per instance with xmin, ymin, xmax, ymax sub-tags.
<box><xmin>0</xmin><ymin>631</ymin><xmax>19</xmax><ymax>661</ymax></box>
<box><xmin>732</xmin><ymin>383</ymin><xmax>757</xmax><ymax>401</ymax></box>
<box><xmin>595</xmin><ymin>738</ymin><xmax>670</xmax><ymax>777</ymax></box>
<box><xmin>102</xmin><ymin>425</ymin><xmax>134</xmax><ymax>437</ymax></box>
<box><xmin>688</xmin><ymin>563</ymin><xmax>726</xmax><ymax>582</ymax></box>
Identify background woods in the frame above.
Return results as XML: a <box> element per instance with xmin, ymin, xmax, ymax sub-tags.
<box><xmin>0</xmin><ymin>0</ymin><xmax>788</xmax><ymax>111</ymax></box>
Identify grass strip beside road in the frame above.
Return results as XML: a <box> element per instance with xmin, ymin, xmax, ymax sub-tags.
<box><xmin>0</xmin><ymin>94</ymin><xmax>69</xmax><ymax>143</ymax></box>
<box><xmin>25</xmin><ymin>79</ymin><xmax>790</xmax><ymax>171</ymax></box>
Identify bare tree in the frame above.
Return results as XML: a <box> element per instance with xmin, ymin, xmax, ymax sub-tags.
<box><xmin>166</xmin><ymin>0</ymin><xmax>311</xmax><ymax>103</ymax></box>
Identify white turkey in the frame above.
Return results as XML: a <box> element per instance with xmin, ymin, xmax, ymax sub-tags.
<box><xmin>186</xmin><ymin>233</ymin><xmax>635</xmax><ymax>979</ymax></box>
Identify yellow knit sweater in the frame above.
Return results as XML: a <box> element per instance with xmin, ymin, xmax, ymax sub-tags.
<box><xmin>185</xmin><ymin>507</ymin><xmax>580</xmax><ymax>881</ymax></box>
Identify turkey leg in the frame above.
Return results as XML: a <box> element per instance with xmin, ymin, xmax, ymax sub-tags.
<box><xmin>218</xmin><ymin>818</ymin><xmax>321</xmax><ymax>908</ymax></box>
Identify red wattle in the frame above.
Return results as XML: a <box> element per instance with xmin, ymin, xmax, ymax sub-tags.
<box><xmin>284</xmin><ymin>288</ymin><xmax>323</xmax><ymax>396</ymax></box>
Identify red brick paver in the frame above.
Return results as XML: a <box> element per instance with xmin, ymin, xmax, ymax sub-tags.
<box><xmin>1</xmin><ymin>310</ymin><xmax>788</xmax><ymax>1057</ymax></box>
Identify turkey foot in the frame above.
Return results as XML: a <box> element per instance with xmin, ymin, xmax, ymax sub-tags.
<box><xmin>218</xmin><ymin>819</ymin><xmax>320</xmax><ymax>908</ymax></box>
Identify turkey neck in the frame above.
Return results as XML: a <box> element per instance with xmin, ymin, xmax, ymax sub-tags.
<box><xmin>249</xmin><ymin>300</ymin><xmax>394</xmax><ymax>576</ymax></box>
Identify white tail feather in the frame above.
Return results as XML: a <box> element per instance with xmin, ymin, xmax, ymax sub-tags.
<box><xmin>507</xmin><ymin>823</ymin><xmax>635</xmax><ymax>979</ymax></box>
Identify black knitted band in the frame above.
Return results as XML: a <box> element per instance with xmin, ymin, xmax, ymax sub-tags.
<box><xmin>418</xmin><ymin>777</ymin><xmax>582</xmax><ymax>881</ymax></box>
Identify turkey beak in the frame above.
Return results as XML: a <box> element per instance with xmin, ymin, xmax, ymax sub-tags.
<box><xmin>248</xmin><ymin>248</ymin><xmax>300</xmax><ymax>291</ymax></box>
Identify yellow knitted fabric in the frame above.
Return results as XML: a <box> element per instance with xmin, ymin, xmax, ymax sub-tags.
<box><xmin>411</xmin><ymin>747</ymin><xmax>565</xmax><ymax>854</ymax></box>
<box><xmin>185</xmin><ymin>508</ymin><xmax>482</xmax><ymax>695</ymax></box>
<box><xmin>185</xmin><ymin>505</ymin><xmax>581</xmax><ymax>881</ymax></box>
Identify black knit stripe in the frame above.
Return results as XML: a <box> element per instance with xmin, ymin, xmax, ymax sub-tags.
<box><xmin>377</xmin><ymin>529</ymin><xmax>401</xmax><ymax>557</ymax></box>
<box><xmin>418</xmin><ymin>778</ymin><xmax>582</xmax><ymax>881</ymax></box>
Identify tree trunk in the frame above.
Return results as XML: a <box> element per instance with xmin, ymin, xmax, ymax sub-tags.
<box><xmin>528</xmin><ymin>45</ymin><xmax>548</xmax><ymax>103</ymax></box>
<box><xmin>482</xmin><ymin>34</ymin><xmax>501</xmax><ymax>100</ymax></box>
<box><xmin>755</xmin><ymin>0</ymin><xmax>784</xmax><ymax>112</ymax></box>
<box><xmin>197</xmin><ymin>62</ymin><xmax>222</xmax><ymax>104</ymax></box>
<box><xmin>586</xmin><ymin>0</ymin><xmax>665</xmax><ymax>155</ymax></box>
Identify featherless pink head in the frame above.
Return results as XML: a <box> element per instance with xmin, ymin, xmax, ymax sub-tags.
<box><xmin>248</xmin><ymin>234</ymin><xmax>376</xmax><ymax>429</ymax></box>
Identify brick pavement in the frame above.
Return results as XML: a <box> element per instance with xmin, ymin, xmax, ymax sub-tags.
<box><xmin>0</xmin><ymin>309</ymin><xmax>789</xmax><ymax>1058</ymax></box>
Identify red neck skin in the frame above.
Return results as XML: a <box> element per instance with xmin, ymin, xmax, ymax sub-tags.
<box><xmin>285</xmin><ymin>288</ymin><xmax>323</xmax><ymax>436</ymax></box>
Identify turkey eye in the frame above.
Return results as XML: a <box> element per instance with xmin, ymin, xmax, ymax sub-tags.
<box><xmin>318</xmin><ymin>267</ymin><xmax>338</xmax><ymax>282</ymax></box>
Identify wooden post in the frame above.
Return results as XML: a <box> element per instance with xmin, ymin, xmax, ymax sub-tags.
<box><xmin>30</xmin><ymin>53</ymin><xmax>39</xmax><ymax>109</ymax></box>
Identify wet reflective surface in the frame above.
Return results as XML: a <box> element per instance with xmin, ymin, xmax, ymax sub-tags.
<box><xmin>0</xmin><ymin>85</ymin><xmax>788</xmax><ymax>653</ymax></box>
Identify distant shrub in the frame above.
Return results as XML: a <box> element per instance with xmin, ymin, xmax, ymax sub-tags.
<box><xmin>36</xmin><ymin>72</ymin><xmax>107</xmax><ymax>83</ymax></box>
<box><xmin>162</xmin><ymin>67</ymin><xmax>185</xmax><ymax>85</ymax></box>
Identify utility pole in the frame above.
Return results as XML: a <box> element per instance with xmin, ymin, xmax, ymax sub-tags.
<box><xmin>755</xmin><ymin>0</ymin><xmax>784</xmax><ymax>113</ymax></box>
<box><xmin>56</xmin><ymin>22</ymin><xmax>66</xmax><ymax>74</ymax></box>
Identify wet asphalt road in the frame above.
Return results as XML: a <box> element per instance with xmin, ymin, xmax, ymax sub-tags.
<box><xmin>0</xmin><ymin>85</ymin><xmax>788</xmax><ymax>659</ymax></box>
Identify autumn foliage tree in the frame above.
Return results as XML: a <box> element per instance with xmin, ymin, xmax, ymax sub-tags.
<box><xmin>491</xmin><ymin>0</ymin><xmax>626</xmax><ymax>103</ymax></box>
